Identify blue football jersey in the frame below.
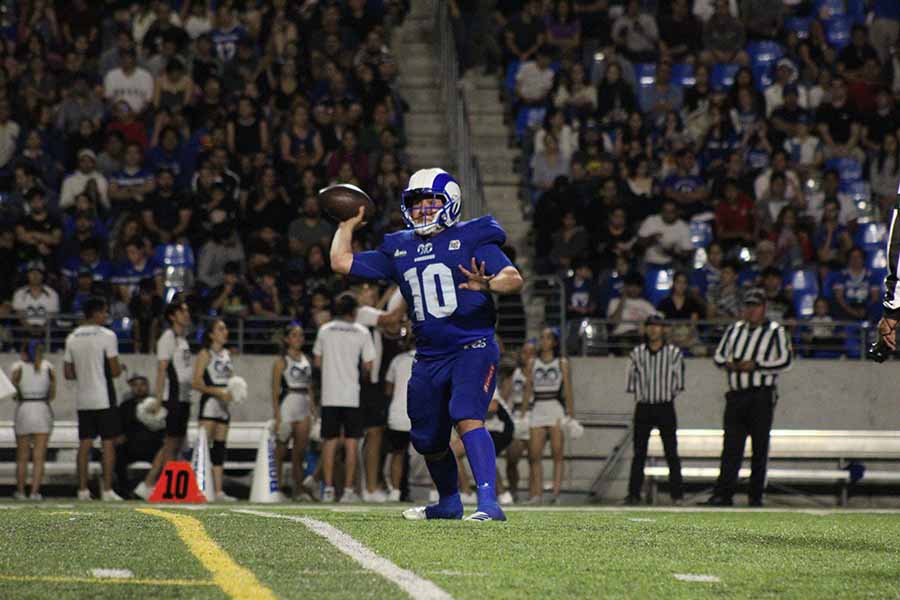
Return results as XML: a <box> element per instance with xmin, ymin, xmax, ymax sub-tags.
<box><xmin>350</xmin><ymin>216</ymin><xmax>513</xmax><ymax>357</ymax></box>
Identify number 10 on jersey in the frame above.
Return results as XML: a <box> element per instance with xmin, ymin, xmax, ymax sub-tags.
<box><xmin>403</xmin><ymin>264</ymin><xmax>458</xmax><ymax>320</ymax></box>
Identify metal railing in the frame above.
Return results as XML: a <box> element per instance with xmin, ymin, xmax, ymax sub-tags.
<box><xmin>496</xmin><ymin>275</ymin><xmax>567</xmax><ymax>354</ymax></box>
<box><xmin>433</xmin><ymin>0</ymin><xmax>485</xmax><ymax>219</ymax></box>
<box><xmin>561</xmin><ymin>317</ymin><xmax>877</xmax><ymax>359</ymax></box>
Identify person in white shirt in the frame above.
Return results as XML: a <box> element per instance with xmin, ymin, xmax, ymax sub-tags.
<box><xmin>313</xmin><ymin>293</ymin><xmax>376</xmax><ymax>503</ymax></box>
<box><xmin>64</xmin><ymin>297</ymin><xmax>124</xmax><ymax>501</ymax></box>
<box><xmin>516</xmin><ymin>47</ymin><xmax>556</xmax><ymax>105</ymax></box>
<box><xmin>133</xmin><ymin>301</ymin><xmax>194</xmax><ymax>500</ymax></box>
<box><xmin>12</xmin><ymin>262</ymin><xmax>60</xmax><ymax>333</ymax></box>
<box><xmin>607</xmin><ymin>273</ymin><xmax>658</xmax><ymax>352</ymax></box>
<box><xmin>384</xmin><ymin>332</ymin><xmax>415</xmax><ymax>503</ymax></box>
<box><xmin>0</xmin><ymin>100</ymin><xmax>20</xmax><ymax>172</ymax></box>
<box><xmin>783</xmin><ymin>115</ymin><xmax>824</xmax><ymax>171</ymax></box>
<box><xmin>637</xmin><ymin>200</ymin><xmax>694</xmax><ymax>266</ymax></box>
<box><xmin>59</xmin><ymin>149</ymin><xmax>110</xmax><ymax>211</ymax></box>
<box><xmin>192</xmin><ymin>318</ymin><xmax>237</xmax><ymax>502</ymax></box>
<box><xmin>355</xmin><ymin>283</ymin><xmax>404</xmax><ymax>502</ymax></box>
<box><xmin>10</xmin><ymin>340</ymin><xmax>55</xmax><ymax>501</ymax></box>
<box><xmin>103</xmin><ymin>47</ymin><xmax>154</xmax><ymax>114</ymax></box>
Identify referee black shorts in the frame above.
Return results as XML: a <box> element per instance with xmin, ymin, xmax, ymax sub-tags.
<box><xmin>78</xmin><ymin>407</ymin><xmax>122</xmax><ymax>441</ymax></box>
<box><xmin>361</xmin><ymin>381</ymin><xmax>388</xmax><ymax>429</ymax></box>
<box><xmin>321</xmin><ymin>407</ymin><xmax>364</xmax><ymax>440</ymax></box>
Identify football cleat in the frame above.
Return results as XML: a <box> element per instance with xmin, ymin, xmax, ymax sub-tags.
<box><xmin>463</xmin><ymin>504</ymin><xmax>507</xmax><ymax>522</ymax></box>
<box><xmin>402</xmin><ymin>493</ymin><xmax>464</xmax><ymax>520</ymax></box>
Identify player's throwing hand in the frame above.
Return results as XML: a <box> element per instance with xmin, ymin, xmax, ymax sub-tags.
<box><xmin>339</xmin><ymin>206</ymin><xmax>367</xmax><ymax>230</ymax></box>
<box><xmin>458</xmin><ymin>257</ymin><xmax>495</xmax><ymax>291</ymax></box>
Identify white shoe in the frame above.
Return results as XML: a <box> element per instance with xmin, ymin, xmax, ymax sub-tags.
<box><xmin>214</xmin><ymin>492</ymin><xmax>238</xmax><ymax>502</ymax></box>
<box><xmin>464</xmin><ymin>511</ymin><xmax>502</xmax><ymax>522</ymax></box>
<box><xmin>13</xmin><ymin>491</ymin><xmax>26</xmax><ymax>501</ymax></box>
<box><xmin>303</xmin><ymin>475</ymin><xmax>321</xmax><ymax>501</ymax></box>
<box><xmin>273</xmin><ymin>491</ymin><xmax>289</xmax><ymax>503</ymax></box>
<box><xmin>498</xmin><ymin>491</ymin><xmax>514</xmax><ymax>505</ymax></box>
<box><xmin>459</xmin><ymin>492</ymin><xmax>477</xmax><ymax>504</ymax></box>
<box><xmin>29</xmin><ymin>493</ymin><xmax>43</xmax><ymax>501</ymax></box>
<box><xmin>428</xmin><ymin>489</ymin><xmax>439</xmax><ymax>503</ymax></box>
<box><xmin>362</xmin><ymin>489</ymin><xmax>388</xmax><ymax>503</ymax></box>
<box><xmin>101</xmin><ymin>489</ymin><xmax>123</xmax><ymax>502</ymax></box>
<box><xmin>133</xmin><ymin>481</ymin><xmax>151</xmax><ymax>500</ymax></box>
<box><xmin>388</xmin><ymin>489</ymin><xmax>401</xmax><ymax>502</ymax></box>
<box><xmin>77</xmin><ymin>489</ymin><xmax>92</xmax><ymax>501</ymax></box>
<box><xmin>322</xmin><ymin>486</ymin><xmax>336</xmax><ymax>503</ymax></box>
<box><xmin>339</xmin><ymin>489</ymin><xmax>360</xmax><ymax>503</ymax></box>
<box><xmin>402</xmin><ymin>506</ymin><xmax>428</xmax><ymax>520</ymax></box>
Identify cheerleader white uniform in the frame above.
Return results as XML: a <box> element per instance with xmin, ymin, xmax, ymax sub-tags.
<box><xmin>529</xmin><ymin>356</ymin><xmax>566</xmax><ymax>429</ymax></box>
<box><xmin>198</xmin><ymin>348</ymin><xmax>234</xmax><ymax>424</ymax></box>
<box><xmin>12</xmin><ymin>360</ymin><xmax>54</xmax><ymax>436</ymax></box>
<box><xmin>277</xmin><ymin>353</ymin><xmax>313</xmax><ymax>442</ymax></box>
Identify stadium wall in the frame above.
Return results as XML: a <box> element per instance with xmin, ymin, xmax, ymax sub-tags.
<box><xmin>0</xmin><ymin>354</ymin><xmax>895</xmax><ymax>429</ymax></box>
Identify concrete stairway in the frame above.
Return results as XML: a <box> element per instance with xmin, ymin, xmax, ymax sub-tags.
<box><xmin>393</xmin><ymin>3</ymin><xmax>450</xmax><ymax>170</ymax></box>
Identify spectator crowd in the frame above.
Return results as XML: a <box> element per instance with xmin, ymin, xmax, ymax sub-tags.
<box><xmin>0</xmin><ymin>0</ymin><xmax>413</xmax><ymax>351</ymax></box>
<box><xmin>454</xmin><ymin>0</ymin><xmax>900</xmax><ymax>355</ymax></box>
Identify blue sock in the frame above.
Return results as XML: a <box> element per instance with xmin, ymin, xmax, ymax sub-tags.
<box><xmin>425</xmin><ymin>450</ymin><xmax>459</xmax><ymax>501</ymax></box>
<box><xmin>461</xmin><ymin>428</ymin><xmax>498</xmax><ymax>509</ymax></box>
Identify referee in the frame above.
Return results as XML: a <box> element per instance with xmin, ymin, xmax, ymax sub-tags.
<box><xmin>624</xmin><ymin>314</ymin><xmax>684</xmax><ymax>506</ymax></box>
<box><xmin>702</xmin><ymin>288</ymin><xmax>792</xmax><ymax>507</ymax></box>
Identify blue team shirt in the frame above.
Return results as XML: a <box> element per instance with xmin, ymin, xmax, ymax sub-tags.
<box><xmin>350</xmin><ymin>216</ymin><xmax>512</xmax><ymax>357</ymax></box>
<box><xmin>211</xmin><ymin>26</ymin><xmax>247</xmax><ymax>62</ymax></box>
<box><xmin>111</xmin><ymin>258</ymin><xmax>162</xmax><ymax>298</ymax></box>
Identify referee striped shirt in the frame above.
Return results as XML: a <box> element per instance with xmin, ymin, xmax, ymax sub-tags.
<box><xmin>626</xmin><ymin>343</ymin><xmax>685</xmax><ymax>403</ymax></box>
<box><xmin>713</xmin><ymin>320</ymin><xmax>792</xmax><ymax>391</ymax></box>
<box><xmin>882</xmin><ymin>194</ymin><xmax>900</xmax><ymax>318</ymax></box>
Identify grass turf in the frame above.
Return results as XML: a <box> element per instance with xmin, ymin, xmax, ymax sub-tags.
<box><xmin>1</xmin><ymin>504</ymin><xmax>899</xmax><ymax>599</ymax></box>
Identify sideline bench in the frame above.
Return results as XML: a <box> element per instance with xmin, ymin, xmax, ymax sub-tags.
<box><xmin>645</xmin><ymin>429</ymin><xmax>900</xmax><ymax>506</ymax></box>
<box><xmin>0</xmin><ymin>421</ymin><xmax>271</xmax><ymax>485</ymax></box>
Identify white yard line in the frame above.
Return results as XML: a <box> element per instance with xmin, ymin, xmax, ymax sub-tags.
<box><xmin>90</xmin><ymin>569</ymin><xmax>134</xmax><ymax>579</ymax></box>
<box><xmin>234</xmin><ymin>509</ymin><xmax>453</xmax><ymax>600</ymax></box>
<box><xmin>674</xmin><ymin>574</ymin><xmax>721</xmax><ymax>583</ymax></box>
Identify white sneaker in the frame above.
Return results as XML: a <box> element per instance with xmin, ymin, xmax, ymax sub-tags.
<box><xmin>388</xmin><ymin>489</ymin><xmax>401</xmax><ymax>502</ymax></box>
<box><xmin>273</xmin><ymin>491</ymin><xmax>289</xmax><ymax>503</ymax></box>
<box><xmin>13</xmin><ymin>491</ymin><xmax>26</xmax><ymax>501</ymax></box>
<box><xmin>77</xmin><ymin>489</ymin><xmax>92</xmax><ymax>501</ymax></box>
<box><xmin>402</xmin><ymin>506</ymin><xmax>428</xmax><ymax>520</ymax></box>
<box><xmin>339</xmin><ymin>489</ymin><xmax>360</xmax><ymax>503</ymax></box>
<box><xmin>303</xmin><ymin>475</ymin><xmax>321</xmax><ymax>501</ymax></box>
<box><xmin>498</xmin><ymin>491</ymin><xmax>514</xmax><ymax>505</ymax></box>
<box><xmin>428</xmin><ymin>489</ymin><xmax>439</xmax><ymax>503</ymax></box>
<box><xmin>322</xmin><ymin>486</ymin><xmax>336</xmax><ymax>502</ymax></box>
<box><xmin>29</xmin><ymin>493</ymin><xmax>43</xmax><ymax>501</ymax></box>
<box><xmin>362</xmin><ymin>489</ymin><xmax>388</xmax><ymax>503</ymax></box>
<box><xmin>459</xmin><ymin>492</ymin><xmax>477</xmax><ymax>504</ymax></box>
<box><xmin>101</xmin><ymin>489</ymin><xmax>123</xmax><ymax>502</ymax></box>
<box><xmin>214</xmin><ymin>492</ymin><xmax>238</xmax><ymax>502</ymax></box>
<box><xmin>133</xmin><ymin>481</ymin><xmax>151</xmax><ymax>500</ymax></box>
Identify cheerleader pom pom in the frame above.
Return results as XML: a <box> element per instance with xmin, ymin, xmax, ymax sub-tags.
<box><xmin>561</xmin><ymin>415</ymin><xmax>584</xmax><ymax>439</ymax></box>
<box><xmin>227</xmin><ymin>376</ymin><xmax>248</xmax><ymax>405</ymax></box>
<box><xmin>136</xmin><ymin>397</ymin><xmax>167</xmax><ymax>432</ymax></box>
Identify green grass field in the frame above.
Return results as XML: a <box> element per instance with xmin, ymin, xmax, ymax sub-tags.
<box><xmin>2</xmin><ymin>503</ymin><xmax>900</xmax><ymax>599</ymax></box>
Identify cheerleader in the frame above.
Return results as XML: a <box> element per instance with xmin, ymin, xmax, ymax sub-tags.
<box><xmin>11</xmin><ymin>340</ymin><xmax>55</xmax><ymax>500</ymax></box>
<box><xmin>272</xmin><ymin>322</ymin><xmax>314</xmax><ymax>499</ymax></box>
<box><xmin>523</xmin><ymin>327</ymin><xmax>574</xmax><ymax>505</ymax></box>
<box><xmin>192</xmin><ymin>319</ymin><xmax>236</xmax><ymax>501</ymax></box>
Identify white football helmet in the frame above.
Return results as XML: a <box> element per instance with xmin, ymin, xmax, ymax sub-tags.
<box><xmin>400</xmin><ymin>168</ymin><xmax>462</xmax><ymax>235</ymax></box>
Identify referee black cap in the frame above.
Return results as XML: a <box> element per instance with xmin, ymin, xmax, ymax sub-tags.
<box><xmin>744</xmin><ymin>288</ymin><xmax>766</xmax><ymax>305</ymax></box>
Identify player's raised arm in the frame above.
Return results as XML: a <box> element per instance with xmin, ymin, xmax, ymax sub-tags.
<box><xmin>329</xmin><ymin>206</ymin><xmax>366</xmax><ymax>274</ymax></box>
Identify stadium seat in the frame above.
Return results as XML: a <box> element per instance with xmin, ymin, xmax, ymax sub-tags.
<box><xmin>824</xmin><ymin>15</ymin><xmax>852</xmax><ymax>49</ymax></box>
<box><xmin>747</xmin><ymin>41</ymin><xmax>784</xmax><ymax>69</ymax></box>
<box><xmin>690</xmin><ymin>221</ymin><xmax>713</xmax><ymax>249</ymax></box>
<box><xmin>787</xmin><ymin>268</ymin><xmax>819</xmax><ymax>295</ymax></box>
<box><xmin>111</xmin><ymin>317</ymin><xmax>134</xmax><ymax>353</ymax></box>
<box><xmin>826</xmin><ymin>157</ymin><xmax>863</xmax><ymax>184</ymax></box>
<box><xmin>856</xmin><ymin>222</ymin><xmax>887</xmax><ymax>253</ymax></box>
<box><xmin>866</xmin><ymin>248</ymin><xmax>888</xmax><ymax>282</ymax></box>
<box><xmin>710</xmin><ymin>63</ymin><xmax>739</xmax><ymax>91</ymax></box>
<box><xmin>515</xmin><ymin>106</ymin><xmax>546</xmax><ymax>141</ymax></box>
<box><xmin>155</xmin><ymin>243</ymin><xmax>196</xmax><ymax>302</ymax></box>
<box><xmin>815</xmin><ymin>0</ymin><xmax>846</xmax><ymax>18</ymax></box>
<box><xmin>671</xmin><ymin>63</ymin><xmax>695</xmax><ymax>87</ymax></box>
<box><xmin>644</xmin><ymin>267</ymin><xmax>674</xmax><ymax>306</ymax></box>
<box><xmin>794</xmin><ymin>292</ymin><xmax>817</xmax><ymax>318</ymax></box>
<box><xmin>752</xmin><ymin>64</ymin><xmax>774</xmax><ymax>92</ymax></box>
<box><xmin>784</xmin><ymin>17</ymin><xmax>813</xmax><ymax>39</ymax></box>
<box><xmin>821</xmin><ymin>270</ymin><xmax>842</xmax><ymax>301</ymax></box>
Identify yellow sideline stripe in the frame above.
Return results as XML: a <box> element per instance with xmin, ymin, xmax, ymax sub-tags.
<box><xmin>0</xmin><ymin>574</ymin><xmax>215</xmax><ymax>586</ymax></box>
<box><xmin>137</xmin><ymin>508</ymin><xmax>277</xmax><ymax>600</ymax></box>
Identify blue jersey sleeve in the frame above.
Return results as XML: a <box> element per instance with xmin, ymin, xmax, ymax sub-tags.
<box><xmin>349</xmin><ymin>249</ymin><xmax>394</xmax><ymax>281</ymax></box>
<box><xmin>475</xmin><ymin>244</ymin><xmax>513</xmax><ymax>275</ymax></box>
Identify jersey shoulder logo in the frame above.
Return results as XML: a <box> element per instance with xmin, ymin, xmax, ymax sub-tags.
<box><xmin>449</xmin><ymin>240</ymin><xmax>460</xmax><ymax>250</ymax></box>
<box><xmin>394</xmin><ymin>248</ymin><xmax>407</xmax><ymax>257</ymax></box>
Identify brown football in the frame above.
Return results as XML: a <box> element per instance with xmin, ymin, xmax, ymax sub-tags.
<box><xmin>318</xmin><ymin>183</ymin><xmax>376</xmax><ymax>223</ymax></box>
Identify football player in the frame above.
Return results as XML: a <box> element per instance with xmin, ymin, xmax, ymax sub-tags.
<box><xmin>330</xmin><ymin>168</ymin><xmax>524</xmax><ymax>521</ymax></box>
